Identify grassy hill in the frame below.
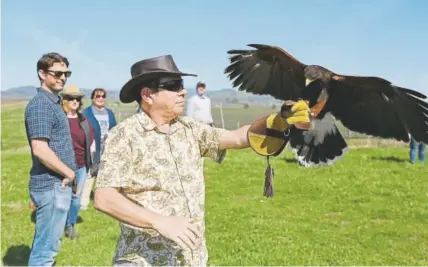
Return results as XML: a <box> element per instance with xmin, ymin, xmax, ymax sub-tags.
<box><xmin>1</xmin><ymin>86</ymin><xmax>120</xmax><ymax>101</ymax></box>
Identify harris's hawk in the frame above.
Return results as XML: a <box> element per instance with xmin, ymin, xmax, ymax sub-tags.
<box><xmin>225</xmin><ymin>44</ymin><xmax>428</xmax><ymax>167</ymax></box>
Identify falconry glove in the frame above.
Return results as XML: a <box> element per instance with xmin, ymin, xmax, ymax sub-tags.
<box><xmin>247</xmin><ymin>100</ymin><xmax>312</xmax><ymax>198</ymax></box>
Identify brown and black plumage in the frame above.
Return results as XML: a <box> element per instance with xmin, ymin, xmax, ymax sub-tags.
<box><xmin>225</xmin><ymin>44</ymin><xmax>428</xmax><ymax>166</ymax></box>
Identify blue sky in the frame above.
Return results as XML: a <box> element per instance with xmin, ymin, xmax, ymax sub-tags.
<box><xmin>2</xmin><ymin>0</ymin><xmax>428</xmax><ymax>96</ymax></box>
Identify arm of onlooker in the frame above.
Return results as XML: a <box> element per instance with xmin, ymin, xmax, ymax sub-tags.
<box><xmin>87</xmin><ymin>121</ymin><xmax>99</xmax><ymax>176</ymax></box>
<box><xmin>88</xmin><ymin>121</ymin><xmax>96</xmax><ymax>156</ymax></box>
<box><xmin>26</xmin><ymin>103</ymin><xmax>75</xmax><ymax>182</ymax></box>
<box><xmin>90</xmin><ymin>141</ymin><xmax>96</xmax><ymax>154</ymax></box>
<box><xmin>110</xmin><ymin>109</ymin><xmax>118</xmax><ymax>128</ymax></box>
<box><xmin>31</xmin><ymin>139</ymin><xmax>76</xmax><ymax>181</ymax></box>
<box><xmin>89</xmin><ymin>139</ymin><xmax>99</xmax><ymax>177</ymax></box>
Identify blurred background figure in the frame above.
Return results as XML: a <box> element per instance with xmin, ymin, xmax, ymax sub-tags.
<box><xmin>409</xmin><ymin>136</ymin><xmax>426</xmax><ymax>164</ymax></box>
<box><xmin>186</xmin><ymin>81</ymin><xmax>214</xmax><ymax>126</ymax></box>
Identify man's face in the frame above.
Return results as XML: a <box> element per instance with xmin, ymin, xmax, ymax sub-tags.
<box><xmin>150</xmin><ymin>79</ymin><xmax>187</xmax><ymax>117</ymax></box>
<box><xmin>92</xmin><ymin>90</ymin><xmax>106</xmax><ymax>108</ymax></box>
<box><xmin>39</xmin><ymin>62</ymin><xmax>70</xmax><ymax>92</ymax></box>
<box><xmin>197</xmin><ymin>86</ymin><xmax>205</xmax><ymax>96</ymax></box>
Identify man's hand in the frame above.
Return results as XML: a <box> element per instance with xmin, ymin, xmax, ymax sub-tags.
<box><xmin>62</xmin><ymin>169</ymin><xmax>76</xmax><ymax>187</ymax></box>
<box><xmin>31</xmin><ymin>139</ymin><xmax>77</xmax><ymax>186</ymax></box>
<box><xmin>153</xmin><ymin>216</ymin><xmax>202</xmax><ymax>251</ymax></box>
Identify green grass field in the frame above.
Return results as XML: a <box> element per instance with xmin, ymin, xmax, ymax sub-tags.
<box><xmin>1</xmin><ymin>102</ymin><xmax>427</xmax><ymax>265</ymax></box>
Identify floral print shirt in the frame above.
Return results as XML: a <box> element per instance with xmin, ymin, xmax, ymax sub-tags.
<box><xmin>95</xmin><ymin>111</ymin><xmax>226</xmax><ymax>266</ymax></box>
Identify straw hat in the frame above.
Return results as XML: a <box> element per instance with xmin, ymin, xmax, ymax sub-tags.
<box><xmin>60</xmin><ymin>85</ymin><xmax>85</xmax><ymax>97</ymax></box>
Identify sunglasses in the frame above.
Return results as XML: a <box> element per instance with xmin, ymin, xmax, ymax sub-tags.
<box><xmin>64</xmin><ymin>96</ymin><xmax>82</xmax><ymax>101</ymax></box>
<box><xmin>154</xmin><ymin>80</ymin><xmax>184</xmax><ymax>92</ymax></box>
<box><xmin>46</xmin><ymin>70</ymin><xmax>72</xmax><ymax>78</ymax></box>
<box><xmin>95</xmin><ymin>95</ymin><xmax>106</xmax><ymax>99</ymax></box>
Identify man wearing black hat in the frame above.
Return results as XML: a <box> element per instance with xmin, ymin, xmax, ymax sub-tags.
<box><xmin>93</xmin><ymin>55</ymin><xmax>312</xmax><ymax>266</ymax></box>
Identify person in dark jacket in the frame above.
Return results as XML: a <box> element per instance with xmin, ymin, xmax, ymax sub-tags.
<box><xmin>60</xmin><ymin>85</ymin><xmax>96</xmax><ymax>239</ymax></box>
<box><xmin>80</xmin><ymin>88</ymin><xmax>116</xmax><ymax>209</ymax></box>
<box><xmin>82</xmin><ymin>88</ymin><xmax>117</xmax><ymax>158</ymax></box>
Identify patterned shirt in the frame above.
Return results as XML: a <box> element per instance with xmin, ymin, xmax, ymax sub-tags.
<box><xmin>95</xmin><ymin>111</ymin><xmax>227</xmax><ymax>266</ymax></box>
<box><xmin>24</xmin><ymin>87</ymin><xmax>77</xmax><ymax>191</ymax></box>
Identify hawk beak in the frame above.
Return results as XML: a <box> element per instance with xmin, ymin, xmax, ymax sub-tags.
<box><xmin>305</xmin><ymin>78</ymin><xmax>314</xmax><ymax>86</ymax></box>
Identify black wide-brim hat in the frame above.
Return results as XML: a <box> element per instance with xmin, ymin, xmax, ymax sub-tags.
<box><xmin>120</xmin><ymin>55</ymin><xmax>197</xmax><ymax>103</ymax></box>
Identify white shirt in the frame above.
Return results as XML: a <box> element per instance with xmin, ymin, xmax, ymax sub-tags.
<box><xmin>186</xmin><ymin>94</ymin><xmax>213</xmax><ymax>124</ymax></box>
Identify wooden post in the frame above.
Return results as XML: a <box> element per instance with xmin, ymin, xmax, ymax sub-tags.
<box><xmin>219</xmin><ymin>103</ymin><xmax>225</xmax><ymax>129</ymax></box>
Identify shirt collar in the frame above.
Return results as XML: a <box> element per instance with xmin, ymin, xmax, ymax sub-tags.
<box><xmin>37</xmin><ymin>87</ymin><xmax>61</xmax><ymax>104</ymax></box>
<box><xmin>136</xmin><ymin>110</ymin><xmax>184</xmax><ymax>134</ymax></box>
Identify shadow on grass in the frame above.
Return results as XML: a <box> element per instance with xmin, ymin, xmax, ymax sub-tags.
<box><xmin>370</xmin><ymin>156</ymin><xmax>407</xmax><ymax>163</ymax></box>
<box><xmin>2</xmin><ymin>244</ymin><xmax>31</xmax><ymax>266</ymax></box>
<box><xmin>284</xmin><ymin>158</ymin><xmax>298</xmax><ymax>163</ymax></box>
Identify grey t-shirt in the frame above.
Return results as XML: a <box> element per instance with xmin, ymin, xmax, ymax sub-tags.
<box><xmin>92</xmin><ymin>106</ymin><xmax>109</xmax><ymax>151</ymax></box>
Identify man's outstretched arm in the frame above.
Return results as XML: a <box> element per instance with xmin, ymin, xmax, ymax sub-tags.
<box><xmin>218</xmin><ymin>125</ymin><xmax>251</xmax><ymax>150</ymax></box>
<box><xmin>218</xmin><ymin>100</ymin><xmax>312</xmax><ymax>151</ymax></box>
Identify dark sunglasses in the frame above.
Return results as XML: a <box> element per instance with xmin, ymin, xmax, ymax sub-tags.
<box><xmin>64</xmin><ymin>96</ymin><xmax>82</xmax><ymax>101</ymax></box>
<box><xmin>155</xmin><ymin>80</ymin><xmax>184</xmax><ymax>92</ymax></box>
<box><xmin>46</xmin><ymin>70</ymin><xmax>72</xmax><ymax>78</ymax></box>
<box><xmin>95</xmin><ymin>95</ymin><xmax>106</xmax><ymax>99</ymax></box>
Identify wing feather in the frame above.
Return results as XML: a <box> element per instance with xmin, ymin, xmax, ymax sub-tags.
<box><xmin>325</xmin><ymin>75</ymin><xmax>428</xmax><ymax>143</ymax></box>
<box><xmin>225</xmin><ymin>44</ymin><xmax>307</xmax><ymax>101</ymax></box>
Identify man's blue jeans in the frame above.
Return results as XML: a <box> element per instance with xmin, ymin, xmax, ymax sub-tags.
<box><xmin>66</xmin><ymin>166</ymin><xmax>87</xmax><ymax>226</ymax></box>
<box><xmin>29</xmin><ymin>182</ymin><xmax>72</xmax><ymax>266</ymax></box>
<box><xmin>410</xmin><ymin>138</ymin><xmax>426</xmax><ymax>163</ymax></box>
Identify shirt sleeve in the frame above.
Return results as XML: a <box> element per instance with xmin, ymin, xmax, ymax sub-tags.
<box><xmin>192</xmin><ymin>120</ymin><xmax>227</xmax><ymax>163</ymax></box>
<box><xmin>25</xmin><ymin>101</ymin><xmax>54</xmax><ymax>140</ymax></box>
<box><xmin>87</xmin><ymin>120</ymin><xmax>95</xmax><ymax>144</ymax></box>
<box><xmin>94</xmin><ymin>126</ymin><xmax>133</xmax><ymax>189</ymax></box>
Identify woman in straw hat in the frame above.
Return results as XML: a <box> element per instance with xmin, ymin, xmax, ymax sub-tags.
<box><xmin>60</xmin><ymin>85</ymin><xmax>96</xmax><ymax>239</ymax></box>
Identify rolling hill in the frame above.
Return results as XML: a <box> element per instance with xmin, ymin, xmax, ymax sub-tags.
<box><xmin>1</xmin><ymin>86</ymin><xmax>282</xmax><ymax>106</ymax></box>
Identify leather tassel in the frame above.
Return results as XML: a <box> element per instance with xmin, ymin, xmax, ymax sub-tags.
<box><xmin>263</xmin><ymin>156</ymin><xmax>274</xmax><ymax>198</ymax></box>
